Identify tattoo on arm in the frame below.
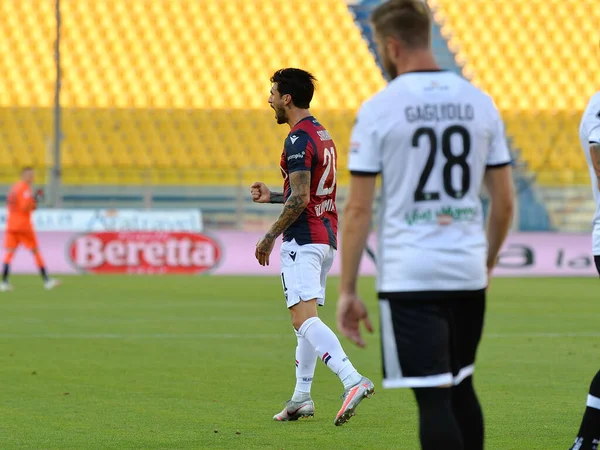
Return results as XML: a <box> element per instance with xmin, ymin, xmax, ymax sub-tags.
<box><xmin>269</xmin><ymin>192</ymin><xmax>285</xmax><ymax>204</ymax></box>
<box><xmin>266</xmin><ymin>171</ymin><xmax>311</xmax><ymax>239</ymax></box>
<box><xmin>591</xmin><ymin>143</ymin><xmax>600</xmax><ymax>187</ymax></box>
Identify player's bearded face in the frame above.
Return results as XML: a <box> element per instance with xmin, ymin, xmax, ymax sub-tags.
<box><xmin>271</xmin><ymin>95</ymin><xmax>288</xmax><ymax>124</ymax></box>
<box><xmin>269</xmin><ymin>85</ymin><xmax>288</xmax><ymax>124</ymax></box>
<box><xmin>273</xmin><ymin>102</ymin><xmax>287</xmax><ymax>124</ymax></box>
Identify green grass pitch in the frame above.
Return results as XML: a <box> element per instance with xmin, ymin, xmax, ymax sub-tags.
<box><xmin>0</xmin><ymin>275</ymin><xmax>597</xmax><ymax>449</ymax></box>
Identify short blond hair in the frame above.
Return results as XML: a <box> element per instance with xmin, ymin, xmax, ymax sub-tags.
<box><xmin>371</xmin><ymin>0</ymin><xmax>432</xmax><ymax>49</ymax></box>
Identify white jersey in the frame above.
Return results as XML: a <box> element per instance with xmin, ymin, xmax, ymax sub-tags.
<box><xmin>579</xmin><ymin>91</ymin><xmax>600</xmax><ymax>255</ymax></box>
<box><xmin>348</xmin><ymin>71</ymin><xmax>511</xmax><ymax>293</ymax></box>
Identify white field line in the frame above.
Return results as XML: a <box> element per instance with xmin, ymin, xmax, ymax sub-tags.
<box><xmin>0</xmin><ymin>331</ymin><xmax>597</xmax><ymax>340</ymax></box>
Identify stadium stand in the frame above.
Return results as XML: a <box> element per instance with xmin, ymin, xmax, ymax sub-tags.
<box><xmin>3</xmin><ymin>0</ymin><xmax>593</xmax><ymax>231</ymax></box>
<box><xmin>0</xmin><ymin>0</ymin><xmax>385</xmax><ymax>186</ymax></box>
<box><xmin>349</xmin><ymin>0</ymin><xmax>552</xmax><ymax>231</ymax></box>
<box><xmin>430</xmin><ymin>0</ymin><xmax>599</xmax><ymax>186</ymax></box>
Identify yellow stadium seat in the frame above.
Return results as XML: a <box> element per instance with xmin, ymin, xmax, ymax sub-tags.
<box><xmin>0</xmin><ymin>0</ymin><xmax>385</xmax><ymax>185</ymax></box>
<box><xmin>433</xmin><ymin>0</ymin><xmax>598</xmax><ymax>185</ymax></box>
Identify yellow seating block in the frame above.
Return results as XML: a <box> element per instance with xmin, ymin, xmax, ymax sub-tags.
<box><xmin>430</xmin><ymin>0</ymin><xmax>599</xmax><ymax>185</ymax></box>
<box><xmin>0</xmin><ymin>0</ymin><xmax>385</xmax><ymax>185</ymax></box>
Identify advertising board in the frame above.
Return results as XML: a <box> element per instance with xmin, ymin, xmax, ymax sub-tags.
<box><xmin>2</xmin><ymin>231</ymin><xmax>597</xmax><ymax>277</ymax></box>
<box><xmin>68</xmin><ymin>231</ymin><xmax>221</xmax><ymax>274</ymax></box>
<box><xmin>0</xmin><ymin>209</ymin><xmax>203</xmax><ymax>232</ymax></box>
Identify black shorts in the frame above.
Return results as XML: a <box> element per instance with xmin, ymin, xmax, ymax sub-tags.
<box><xmin>595</xmin><ymin>255</ymin><xmax>600</xmax><ymax>276</ymax></box>
<box><xmin>378</xmin><ymin>289</ymin><xmax>486</xmax><ymax>388</ymax></box>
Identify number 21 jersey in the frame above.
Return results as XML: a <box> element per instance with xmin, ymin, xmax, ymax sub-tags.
<box><xmin>348</xmin><ymin>71</ymin><xmax>512</xmax><ymax>293</ymax></box>
<box><xmin>280</xmin><ymin>116</ymin><xmax>338</xmax><ymax>248</ymax></box>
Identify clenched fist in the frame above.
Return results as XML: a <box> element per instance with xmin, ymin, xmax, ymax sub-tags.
<box><xmin>250</xmin><ymin>182</ymin><xmax>271</xmax><ymax>203</ymax></box>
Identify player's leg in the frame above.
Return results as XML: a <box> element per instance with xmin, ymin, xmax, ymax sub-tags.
<box><xmin>273</xmin><ymin>240</ymin><xmax>317</xmax><ymax>421</ymax></box>
<box><xmin>285</xmin><ymin>243</ymin><xmax>363</xmax><ymax>389</ymax></box>
<box><xmin>318</xmin><ymin>245</ymin><xmax>374</xmax><ymax>426</ymax></box>
<box><xmin>569</xmin><ymin>370</ymin><xmax>600</xmax><ymax>450</ymax></box>
<box><xmin>24</xmin><ymin>233</ymin><xmax>58</xmax><ymax>289</ymax></box>
<box><xmin>286</xmin><ymin>243</ymin><xmax>373</xmax><ymax>425</ymax></box>
<box><xmin>292</xmin><ymin>328</ymin><xmax>317</xmax><ymax>401</ymax></box>
<box><xmin>273</xmin><ymin>327</ymin><xmax>317</xmax><ymax>421</ymax></box>
<box><xmin>450</xmin><ymin>293</ymin><xmax>486</xmax><ymax>450</ymax></box>
<box><xmin>569</xmin><ymin>256</ymin><xmax>600</xmax><ymax>449</ymax></box>
<box><xmin>1</xmin><ymin>232</ymin><xmax>18</xmax><ymax>291</ymax></box>
<box><xmin>412</xmin><ymin>387</ymin><xmax>463</xmax><ymax>450</ymax></box>
<box><xmin>292</xmin><ymin>298</ymin><xmax>373</xmax><ymax>426</ymax></box>
<box><xmin>380</xmin><ymin>297</ymin><xmax>463</xmax><ymax>450</ymax></box>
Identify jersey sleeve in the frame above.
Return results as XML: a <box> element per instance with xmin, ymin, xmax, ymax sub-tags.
<box><xmin>486</xmin><ymin>104</ymin><xmax>512</xmax><ymax>168</ymax></box>
<box><xmin>284</xmin><ymin>130</ymin><xmax>313</xmax><ymax>173</ymax></box>
<box><xmin>589</xmin><ymin>126</ymin><xmax>600</xmax><ymax>144</ymax></box>
<box><xmin>348</xmin><ymin>104</ymin><xmax>382</xmax><ymax>175</ymax></box>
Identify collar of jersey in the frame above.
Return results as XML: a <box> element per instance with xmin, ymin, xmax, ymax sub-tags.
<box><xmin>291</xmin><ymin>116</ymin><xmax>314</xmax><ymax>130</ymax></box>
<box><xmin>400</xmin><ymin>69</ymin><xmax>447</xmax><ymax>76</ymax></box>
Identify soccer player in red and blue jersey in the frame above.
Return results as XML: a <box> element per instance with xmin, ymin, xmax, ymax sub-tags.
<box><xmin>251</xmin><ymin>68</ymin><xmax>374</xmax><ymax>426</ymax></box>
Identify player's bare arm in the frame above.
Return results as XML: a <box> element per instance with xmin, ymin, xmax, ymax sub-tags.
<box><xmin>337</xmin><ymin>174</ymin><xmax>376</xmax><ymax>348</ymax></box>
<box><xmin>589</xmin><ymin>143</ymin><xmax>600</xmax><ymax>187</ymax></box>
<box><xmin>250</xmin><ymin>182</ymin><xmax>284</xmax><ymax>204</ymax></box>
<box><xmin>484</xmin><ymin>165</ymin><xmax>514</xmax><ymax>277</ymax></box>
<box><xmin>255</xmin><ymin>170</ymin><xmax>310</xmax><ymax>266</ymax></box>
<box><xmin>269</xmin><ymin>192</ymin><xmax>285</xmax><ymax>204</ymax></box>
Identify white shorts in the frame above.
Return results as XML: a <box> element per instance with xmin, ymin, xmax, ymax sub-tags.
<box><xmin>280</xmin><ymin>239</ymin><xmax>335</xmax><ymax>308</ymax></box>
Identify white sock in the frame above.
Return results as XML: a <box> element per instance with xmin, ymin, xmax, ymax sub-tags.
<box><xmin>291</xmin><ymin>331</ymin><xmax>317</xmax><ymax>402</ymax></box>
<box><xmin>298</xmin><ymin>317</ymin><xmax>362</xmax><ymax>390</ymax></box>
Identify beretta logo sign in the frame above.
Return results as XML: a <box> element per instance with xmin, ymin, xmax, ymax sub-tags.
<box><xmin>68</xmin><ymin>232</ymin><xmax>221</xmax><ymax>274</ymax></box>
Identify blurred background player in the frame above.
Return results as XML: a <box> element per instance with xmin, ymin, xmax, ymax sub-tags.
<box><xmin>570</xmin><ymin>89</ymin><xmax>600</xmax><ymax>450</ymax></box>
<box><xmin>337</xmin><ymin>1</ymin><xmax>514</xmax><ymax>449</ymax></box>
<box><xmin>2</xmin><ymin>167</ymin><xmax>59</xmax><ymax>291</ymax></box>
<box><xmin>251</xmin><ymin>68</ymin><xmax>374</xmax><ymax>426</ymax></box>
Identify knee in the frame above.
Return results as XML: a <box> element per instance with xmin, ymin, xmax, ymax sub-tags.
<box><xmin>453</xmin><ymin>376</ymin><xmax>474</xmax><ymax>396</ymax></box>
<box><xmin>292</xmin><ymin>315</ymin><xmax>307</xmax><ymax>331</ymax></box>
<box><xmin>413</xmin><ymin>387</ymin><xmax>453</xmax><ymax>412</ymax></box>
<box><xmin>289</xmin><ymin>300</ymin><xmax>318</xmax><ymax>331</ymax></box>
<box><xmin>452</xmin><ymin>376</ymin><xmax>480</xmax><ymax>410</ymax></box>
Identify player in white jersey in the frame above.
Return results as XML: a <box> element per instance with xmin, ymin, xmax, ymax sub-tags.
<box><xmin>568</xmin><ymin>92</ymin><xmax>600</xmax><ymax>450</ymax></box>
<box><xmin>335</xmin><ymin>1</ymin><xmax>514</xmax><ymax>449</ymax></box>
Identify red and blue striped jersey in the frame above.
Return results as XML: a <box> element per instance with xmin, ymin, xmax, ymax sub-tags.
<box><xmin>279</xmin><ymin>116</ymin><xmax>338</xmax><ymax>248</ymax></box>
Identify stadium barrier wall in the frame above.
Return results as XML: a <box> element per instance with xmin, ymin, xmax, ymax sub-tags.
<box><xmin>0</xmin><ymin>209</ymin><xmax>203</xmax><ymax>232</ymax></box>
<box><xmin>3</xmin><ymin>231</ymin><xmax>597</xmax><ymax>277</ymax></box>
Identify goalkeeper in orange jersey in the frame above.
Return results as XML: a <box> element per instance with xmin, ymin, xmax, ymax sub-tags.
<box><xmin>1</xmin><ymin>167</ymin><xmax>59</xmax><ymax>291</ymax></box>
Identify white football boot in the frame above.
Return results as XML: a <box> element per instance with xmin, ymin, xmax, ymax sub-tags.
<box><xmin>334</xmin><ymin>377</ymin><xmax>375</xmax><ymax>426</ymax></box>
<box><xmin>0</xmin><ymin>281</ymin><xmax>13</xmax><ymax>292</ymax></box>
<box><xmin>273</xmin><ymin>398</ymin><xmax>315</xmax><ymax>421</ymax></box>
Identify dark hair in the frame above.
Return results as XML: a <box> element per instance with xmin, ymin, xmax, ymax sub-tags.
<box><xmin>270</xmin><ymin>68</ymin><xmax>317</xmax><ymax>109</ymax></box>
<box><xmin>21</xmin><ymin>166</ymin><xmax>33</xmax><ymax>173</ymax></box>
<box><xmin>371</xmin><ymin>0</ymin><xmax>432</xmax><ymax>49</ymax></box>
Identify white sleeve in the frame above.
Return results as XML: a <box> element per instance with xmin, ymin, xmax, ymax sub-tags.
<box><xmin>486</xmin><ymin>105</ymin><xmax>512</xmax><ymax>167</ymax></box>
<box><xmin>588</xmin><ymin>124</ymin><xmax>600</xmax><ymax>143</ymax></box>
<box><xmin>347</xmin><ymin>104</ymin><xmax>382</xmax><ymax>174</ymax></box>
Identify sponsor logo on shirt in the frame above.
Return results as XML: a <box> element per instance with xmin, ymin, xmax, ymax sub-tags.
<box><xmin>287</xmin><ymin>151</ymin><xmax>306</xmax><ymax>161</ymax></box>
<box><xmin>423</xmin><ymin>80</ymin><xmax>449</xmax><ymax>92</ymax></box>
<box><xmin>404</xmin><ymin>205</ymin><xmax>479</xmax><ymax>226</ymax></box>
